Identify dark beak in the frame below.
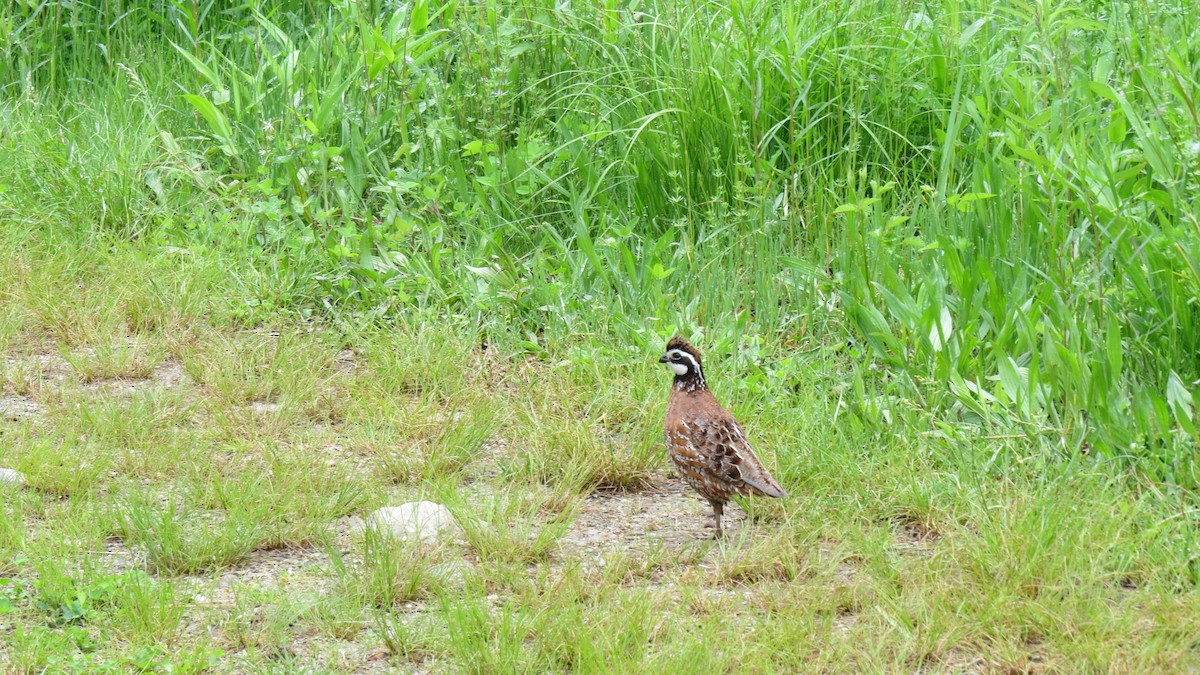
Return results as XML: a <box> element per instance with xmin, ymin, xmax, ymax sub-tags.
<box><xmin>658</xmin><ymin>354</ymin><xmax>669</xmax><ymax>363</ymax></box>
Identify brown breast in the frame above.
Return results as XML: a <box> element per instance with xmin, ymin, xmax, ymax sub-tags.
<box><xmin>664</xmin><ymin>387</ymin><xmax>787</xmax><ymax>502</ymax></box>
<box><xmin>664</xmin><ymin>388</ymin><xmax>736</xmax><ymax>502</ymax></box>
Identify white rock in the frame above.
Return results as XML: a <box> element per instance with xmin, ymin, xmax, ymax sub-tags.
<box><xmin>365</xmin><ymin>501</ymin><xmax>458</xmax><ymax>542</ymax></box>
<box><xmin>0</xmin><ymin>468</ymin><xmax>25</xmax><ymax>487</ymax></box>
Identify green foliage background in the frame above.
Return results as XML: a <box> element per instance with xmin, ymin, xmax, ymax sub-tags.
<box><xmin>2</xmin><ymin>0</ymin><xmax>1198</xmax><ymax>482</ymax></box>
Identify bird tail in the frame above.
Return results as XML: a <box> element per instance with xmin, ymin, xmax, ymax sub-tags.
<box><xmin>742</xmin><ymin>475</ymin><xmax>787</xmax><ymax>499</ymax></box>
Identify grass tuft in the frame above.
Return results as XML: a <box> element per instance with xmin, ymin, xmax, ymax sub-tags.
<box><xmin>338</xmin><ymin>527</ymin><xmax>451</xmax><ymax>609</ymax></box>
<box><xmin>118</xmin><ymin>494</ymin><xmax>263</xmax><ymax>576</ymax></box>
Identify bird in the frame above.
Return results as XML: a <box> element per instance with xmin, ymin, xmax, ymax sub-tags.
<box><xmin>659</xmin><ymin>336</ymin><xmax>787</xmax><ymax>537</ymax></box>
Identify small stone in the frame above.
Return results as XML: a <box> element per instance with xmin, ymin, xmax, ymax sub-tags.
<box><xmin>365</xmin><ymin>501</ymin><xmax>458</xmax><ymax>542</ymax></box>
<box><xmin>0</xmin><ymin>468</ymin><xmax>25</xmax><ymax>487</ymax></box>
<box><xmin>250</xmin><ymin>401</ymin><xmax>280</xmax><ymax>414</ymax></box>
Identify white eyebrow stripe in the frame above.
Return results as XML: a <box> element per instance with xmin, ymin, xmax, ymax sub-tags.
<box><xmin>671</xmin><ymin>350</ymin><xmax>700</xmax><ymax>373</ymax></box>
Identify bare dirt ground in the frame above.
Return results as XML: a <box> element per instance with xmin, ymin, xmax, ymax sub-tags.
<box><xmin>560</xmin><ymin>483</ymin><xmax>742</xmax><ymax>559</ymax></box>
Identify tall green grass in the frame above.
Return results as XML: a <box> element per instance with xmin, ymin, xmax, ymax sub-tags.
<box><xmin>1</xmin><ymin>0</ymin><xmax>1197</xmax><ymax>481</ymax></box>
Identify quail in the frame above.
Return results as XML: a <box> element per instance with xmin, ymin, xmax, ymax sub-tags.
<box><xmin>660</xmin><ymin>336</ymin><xmax>787</xmax><ymax>537</ymax></box>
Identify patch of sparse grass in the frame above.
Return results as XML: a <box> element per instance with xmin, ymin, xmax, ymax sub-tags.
<box><xmin>60</xmin><ymin>337</ymin><xmax>165</xmax><ymax>383</ymax></box>
<box><xmin>183</xmin><ymin>332</ymin><xmax>331</xmax><ymax>407</ymax></box>
<box><xmin>6</xmin><ymin>624</ymin><xmax>88</xmax><ymax>675</ymax></box>
<box><xmin>220</xmin><ymin>587</ymin><xmax>311</xmax><ymax>660</ymax></box>
<box><xmin>108</xmin><ymin>570</ymin><xmax>186</xmax><ymax>642</ymax></box>
<box><xmin>183</xmin><ymin>331</ymin><xmax>345</xmax><ymax>436</ymax></box>
<box><xmin>336</xmin><ymin>526</ymin><xmax>451</xmax><ymax>610</ymax></box>
<box><xmin>61</xmin><ymin>387</ymin><xmax>193</xmax><ymax>445</ymax></box>
<box><xmin>32</xmin><ymin>388</ymin><xmax>200</xmax><ymax>482</ymax></box>
<box><xmin>451</xmin><ymin>488</ymin><xmax>579</xmax><ymax>566</ymax></box>
<box><xmin>13</xmin><ymin>565</ymin><xmax>188</xmax><ymax>655</ymax></box>
<box><xmin>374</xmin><ymin>611</ymin><xmax>445</xmax><ymax>665</ymax></box>
<box><xmin>19</xmin><ymin>272</ymin><xmax>127</xmax><ymax>349</ymax></box>
<box><xmin>433</xmin><ymin>571</ymin><xmax>682</xmax><ymax>673</ymax></box>
<box><xmin>714</xmin><ymin>527</ymin><xmax>811</xmax><ymax>584</ymax></box>
<box><xmin>355</xmin><ymin>329</ymin><xmax>476</xmax><ymax>402</ymax></box>
<box><xmin>0</xmin><ymin>305</ymin><xmax>28</xmax><ymax>353</ymax></box>
<box><xmin>379</xmin><ymin>398</ymin><xmax>502</xmax><ymax>483</ymax></box>
<box><xmin>119</xmin><ymin>272</ymin><xmax>213</xmax><ymax>343</ymax></box>
<box><xmin>438</xmin><ymin>594</ymin><xmax>537</xmax><ymax>672</ymax></box>
<box><xmin>117</xmin><ymin>493</ymin><xmax>263</xmax><ymax>576</ymax></box>
<box><xmin>499</xmin><ymin>362</ymin><xmax>663</xmax><ymax>492</ymax></box>
<box><xmin>0</xmin><ymin>494</ymin><xmax>26</xmax><ymax>575</ymax></box>
<box><xmin>503</xmin><ymin>416</ymin><xmax>661</xmax><ymax>493</ymax></box>
<box><xmin>0</xmin><ymin>358</ymin><xmax>48</xmax><ymax>399</ymax></box>
<box><xmin>5</xmin><ymin>435</ymin><xmax>113</xmax><ymax>498</ymax></box>
<box><xmin>185</xmin><ymin>446</ymin><xmax>366</xmax><ymax>548</ymax></box>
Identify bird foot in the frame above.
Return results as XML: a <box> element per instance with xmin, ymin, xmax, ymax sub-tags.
<box><xmin>703</xmin><ymin>517</ymin><xmax>723</xmax><ymax>539</ymax></box>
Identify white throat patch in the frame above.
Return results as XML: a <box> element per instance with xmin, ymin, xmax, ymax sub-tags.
<box><xmin>668</xmin><ymin>362</ymin><xmax>689</xmax><ymax>376</ymax></box>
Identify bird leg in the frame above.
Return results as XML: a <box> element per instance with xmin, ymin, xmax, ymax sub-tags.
<box><xmin>706</xmin><ymin>499</ymin><xmax>725</xmax><ymax>539</ymax></box>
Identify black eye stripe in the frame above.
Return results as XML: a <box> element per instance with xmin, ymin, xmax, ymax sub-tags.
<box><xmin>666</xmin><ymin>350</ymin><xmax>699</xmax><ymax>370</ymax></box>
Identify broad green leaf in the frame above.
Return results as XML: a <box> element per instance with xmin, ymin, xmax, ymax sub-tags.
<box><xmin>169</xmin><ymin>41</ymin><xmax>224</xmax><ymax>90</ymax></box>
<box><xmin>649</xmin><ymin>263</ymin><xmax>674</xmax><ymax>280</ymax></box>
<box><xmin>929</xmin><ymin>306</ymin><xmax>953</xmax><ymax>352</ymax></box>
<box><xmin>181</xmin><ymin>94</ymin><xmax>237</xmax><ymax>155</ymax></box>
<box><xmin>1167</xmin><ymin>371</ymin><xmax>1194</xmax><ymax>423</ymax></box>
<box><xmin>411</xmin><ymin>0</ymin><xmax>429</xmax><ymax>35</ymax></box>
<box><xmin>1105</xmin><ymin>314</ymin><xmax>1122</xmax><ymax>376</ymax></box>
<box><xmin>997</xmin><ymin>355</ymin><xmax>1023</xmax><ymax>405</ymax></box>
<box><xmin>958</xmin><ymin>17</ymin><xmax>988</xmax><ymax>47</ymax></box>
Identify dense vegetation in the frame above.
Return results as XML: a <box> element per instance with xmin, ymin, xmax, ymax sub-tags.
<box><xmin>6</xmin><ymin>0</ymin><xmax>1198</xmax><ymax>476</ymax></box>
<box><xmin>2</xmin><ymin>0</ymin><xmax>1200</xmax><ymax>671</ymax></box>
